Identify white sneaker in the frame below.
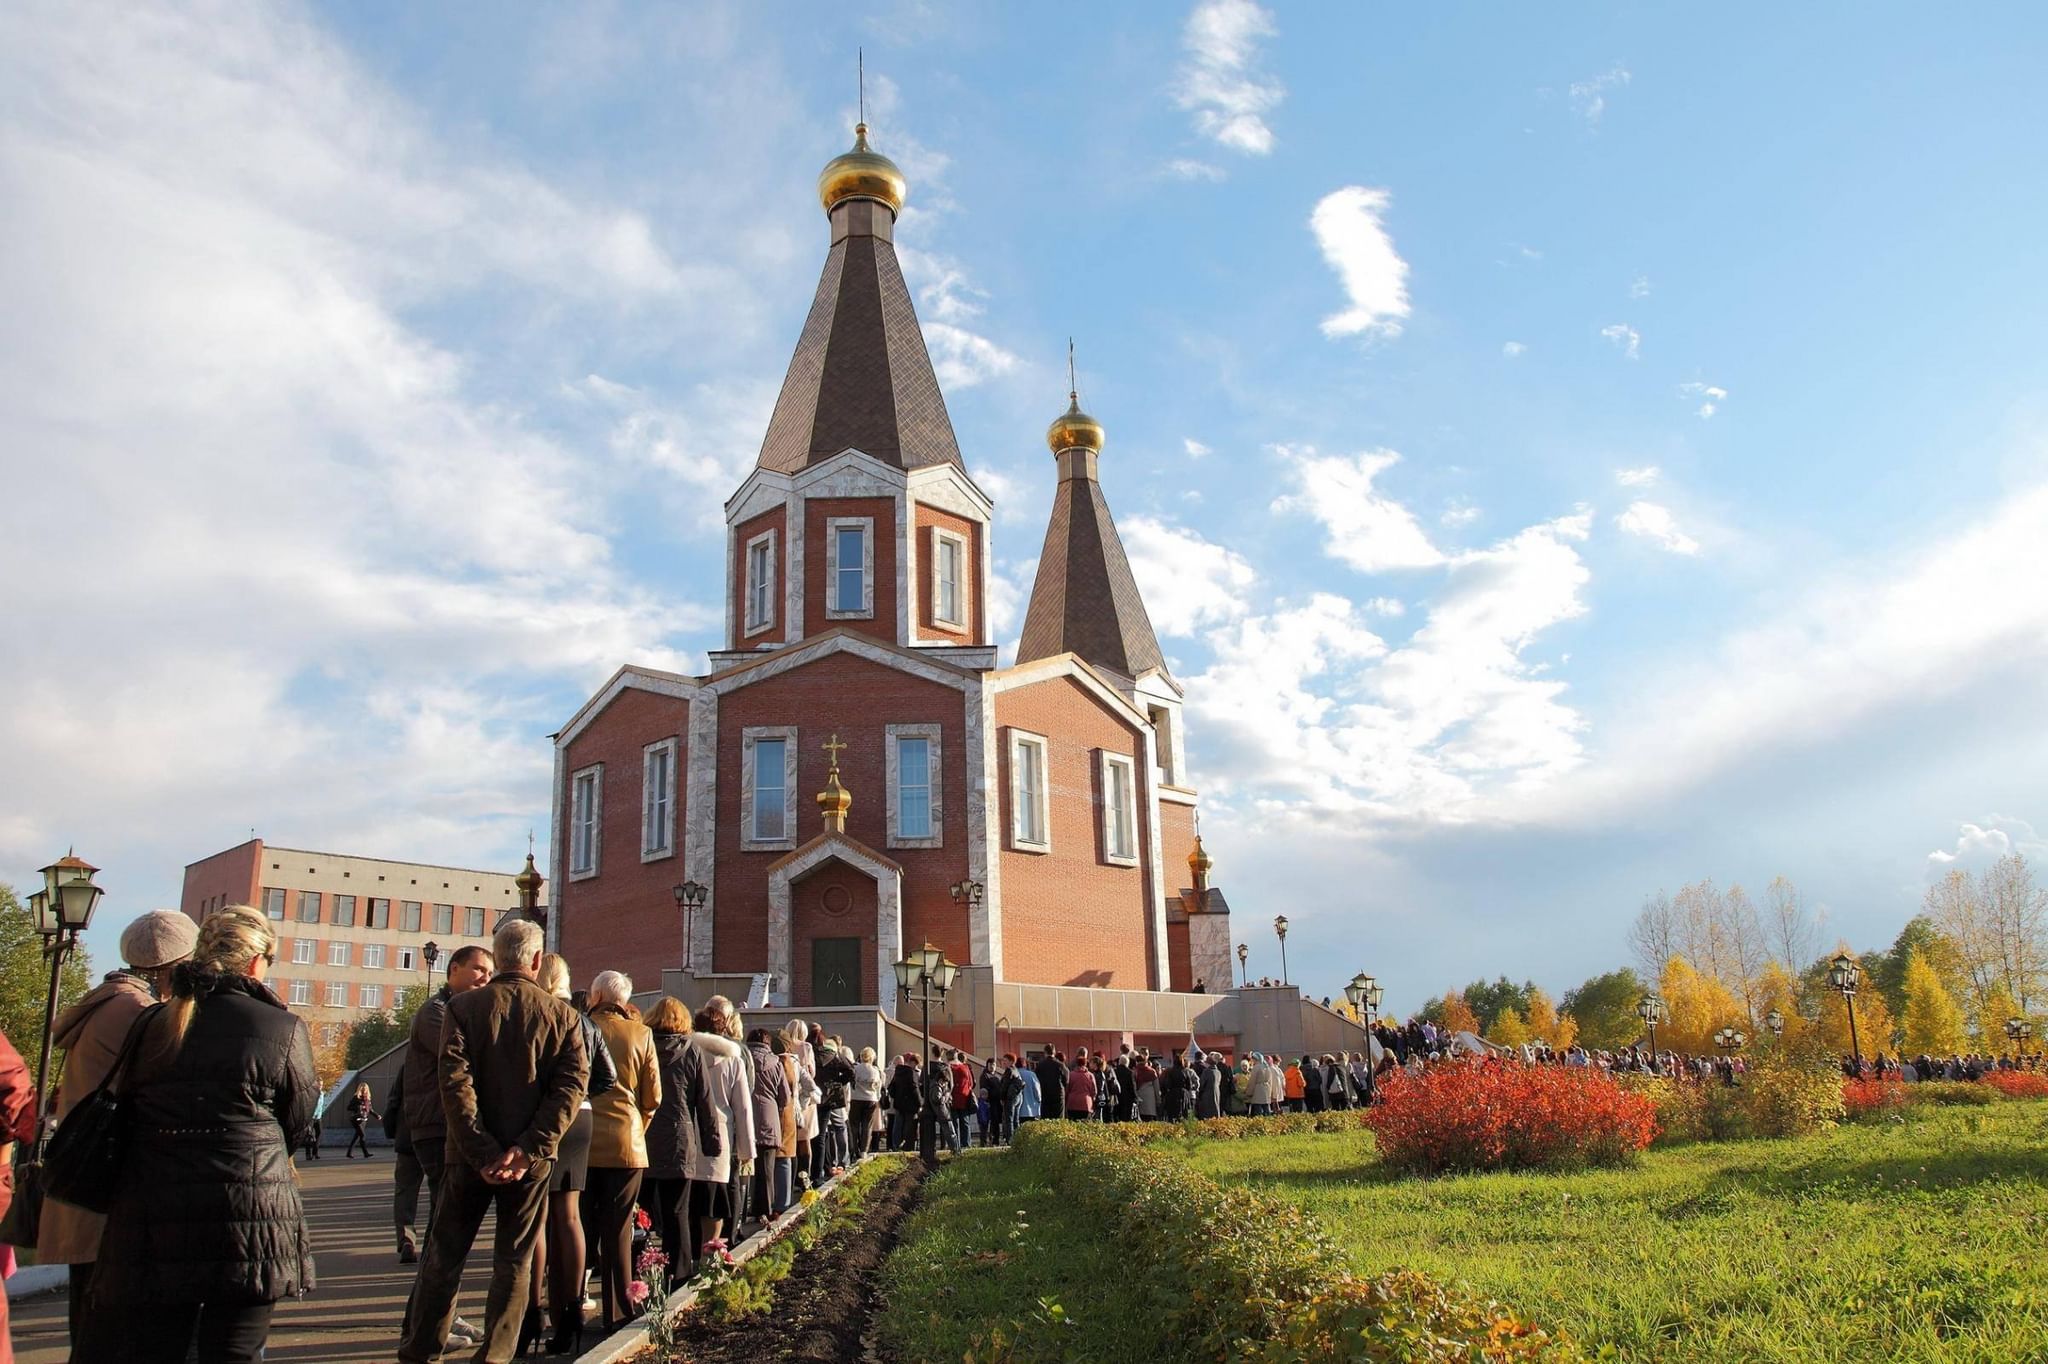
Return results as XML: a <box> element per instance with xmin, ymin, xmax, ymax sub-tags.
<box><xmin>449</xmin><ymin>1317</ymin><xmax>484</xmax><ymax>1342</ymax></box>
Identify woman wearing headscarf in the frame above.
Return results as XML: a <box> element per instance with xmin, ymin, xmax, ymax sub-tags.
<box><xmin>584</xmin><ymin>971</ymin><xmax>659</xmax><ymax>1332</ymax></box>
<box><xmin>75</xmin><ymin>905</ymin><xmax>315</xmax><ymax>1364</ymax></box>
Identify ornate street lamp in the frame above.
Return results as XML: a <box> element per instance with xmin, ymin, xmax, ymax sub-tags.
<box><xmin>895</xmin><ymin>941</ymin><xmax>959</xmax><ymax>1168</ymax></box>
<box><xmin>422</xmin><ymin>940</ymin><xmax>441</xmax><ymax>975</ymax></box>
<box><xmin>1637</xmin><ymin>993</ymin><xmax>1667</xmax><ymax>1062</ymax></box>
<box><xmin>27</xmin><ymin>850</ymin><xmax>105</xmax><ymax>1130</ymax></box>
<box><xmin>1344</xmin><ymin>972</ymin><xmax>1385</xmax><ymax>1105</ymax></box>
<box><xmin>1829</xmin><ymin>951</ymin><xmax>1863</xmax><ymax>1071</ymax></box>
<box><xmin>1235</xmin><ymin>942</ymin><xmax>1248</xmax><ymax>988</ymax></box>
<box><xmin>1273</xmin><ymin>915</ymin><xmax>1290</xmax><ymax>987</ymax></box>
<box><xmin>949</xmin><ymin>879</ymin><xmax>984</xmax><ymax>912</ymax></box>
<box><xmin>1714</xmin><ymin>1027</ymin><xmax>1746</xmax><ymax>1053</ymax></box>
<box><xmin>673</xmin><ymin>880</ymin><xmax>708</xmax><ymax>974</ymax></box>
<box><xmin>1765</xmin><ymin>1008</ymin><xmax>1785</xmax><ymax>1040</ymax></box>
<box><xmin>2005</xmin><ymin>1017</ymin><xmax>2034</xmax><ymax>1058</ymax></box>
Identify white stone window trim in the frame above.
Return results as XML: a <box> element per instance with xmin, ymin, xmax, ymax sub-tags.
<box><xmin>930</xmin><ymin>526</ymin><xmax>968</xmax><ymax>630</ymax></box>
<box><xmin>1098</xmin><ymin>749</ymin><xmax>1140</xmax><ymax>867</ymax></box>
<box><xmin>1008</xmin><ymin>728</ymin><xmax>1052</xmax><ymax>854</ymax></box>
<box><xmin>886</xmin><ymin>722</ymin><xmax>944</xmax><ymax>849</ymax></box>
<box><xmin>743</xmin><ymin>528</ymin><xmax>778</xmax><ymax>637</ymax></box>
<box><xmin>641</xmin><ymin>737</ymin><xmax>679</xmax><ymax>862</ymax></box>
<box><xmin>824</xmin><ymin>515</ymin><xmax>876</xmax><ymax>619</ymax></box>
<box><xmin>741</xmin><ymin>725</ymin><xmax>801</xmax><ymax>851</ymax></box>
<box><xmin>569</xmin><ymin>763</ymin><xmax>602</xmax><ymax>880</ymax></box>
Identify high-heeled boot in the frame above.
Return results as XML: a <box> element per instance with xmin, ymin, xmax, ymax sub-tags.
<box><xmin>546</xmin><ymin>1303</ymin><xmax>584</xmax><ymax>1357</ymax></box>
<box><xmin>514</xmin><ymin>1304</ymin><xmax>544</xmax><ymax>1357</ymax></box>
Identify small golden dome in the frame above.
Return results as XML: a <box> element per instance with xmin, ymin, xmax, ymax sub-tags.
<box><xmin>1046</xmin><ymin>394</ymin><xmax>1106</xmax><ymax>455</ymax></box>
<box><xmin>818</xmin><ymin>124</ymin><xmax>906</xmax><ymax>216</ymax></box>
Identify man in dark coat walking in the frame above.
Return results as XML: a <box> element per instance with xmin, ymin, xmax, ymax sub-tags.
<box><xmin>398</xmin><ymin>920</ymin><xmax>586</xmax><ymax>1364</ymax></box>
<box><xmin>1033</xmin><ymin>1051</ymin><xmax>1067</xmax><ymax>1122</ymax></box>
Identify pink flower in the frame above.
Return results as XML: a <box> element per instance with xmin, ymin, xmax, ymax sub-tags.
<box><xmin>699</xmin><ymin>1237</ymin><xmax>728</xmax><ymax>1256</ymax></box>
<box><xmin>626</xmin><ymin>1279</ymin><xmax>650</xmax><ymax>1307</ymax></box>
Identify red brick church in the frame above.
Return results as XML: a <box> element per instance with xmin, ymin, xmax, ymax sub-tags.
<box><xmin>547</xmin><ymin>123</ymin><xmax>1270</xmax><ymax>1060</ymax></box>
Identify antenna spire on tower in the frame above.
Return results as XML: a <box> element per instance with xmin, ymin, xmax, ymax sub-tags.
<box><xmin>1067</xmin><ymin>337</ymin><xmax>1077</xmax><ymax>403</ymax></box>
<box><xmin>858</xmin><ymin>48</ymin><xmax>866</xmax><ymax>127</ymax></box>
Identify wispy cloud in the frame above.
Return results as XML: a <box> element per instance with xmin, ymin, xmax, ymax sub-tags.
<box><xmin>1570</xmin><ymin>63</ymin><xmax>1632</xmax><ymax>124</ymax></box>
<box><xmin>1502</xmin><ymin>341</ymin><xmax>1527</xmax><ymax>358</ymax></box>
<box><xmin>1441</xmin><ymin>500</ymin><xmax>1482</xmax><ymax>528</ymax></box>
<box><xmin>1679</xmin><ymin>381</ymin><xmax>1728</xmax><ymax>418</ymax></box>
<box><xmin>1600</xmin><ymin>323</ymin><xmax>1642</xmax><ymax>360</ymax></box>
<box><xmin>1616</xmin><ymin>501</ymin><xmax>1701</xmax><ymax>555</ymax></box>
<box><xmin>1615</xmin><ymin>466</ymin><xmax>1661</xmax><ymax>488</ymax></box>
<box><xmin>1273</xmin><ymin>447</ymin><xmax>1443</xmax><ymax>571</ymax></box>
<box><xmin>1165</xmin><ymin>157</ymin><xmax>1227</xmax><ymax>182</ymax></box>
<box><xmin>1184</xmin><ymin>438</ymin><xmax>1213</xmax><ymax>458</ymax></box>
<box><xmin>1312</xmin><ymin>187</ymin><xmax>1411</xmax><ymax>340</ymax></box>
<box><xmin>1175</xmin><ymin>0</ymin><xmax>1284</xmax><ymax>156</ymax></box>
<box><xmin>1122</xmin><ymin>515</ymin><xmax>1258</xmax><ymax>636</ymax></box>
<box><xmin>1630</xmin><ymin>274</ymin><xmax>1653</xmax><ymax>299</ymax></box>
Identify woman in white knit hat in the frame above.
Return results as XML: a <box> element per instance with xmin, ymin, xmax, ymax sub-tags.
<box><xmin>38</xmin><ymin>909</ymin><xmax>198</xmax><ymax>1349</ymax></box>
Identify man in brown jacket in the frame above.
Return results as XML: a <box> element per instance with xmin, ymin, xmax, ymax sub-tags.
<box><xmin>398</xmin><ymin>919</ymin><xmax>587</xmax><ymax>1364</ymax></box>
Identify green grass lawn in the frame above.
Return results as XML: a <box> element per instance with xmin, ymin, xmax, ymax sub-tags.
<box><xmin>1177</xmin><ymin>1105</ymin><xmax>2048</xmax><ymax>1363</ymax></box>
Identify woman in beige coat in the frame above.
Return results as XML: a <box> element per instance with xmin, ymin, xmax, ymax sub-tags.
<box><xmin>38</xmin><ymin>911</ymin><xmax>196</xmax><ymax>1348</ymax></box>
<box><xmin>582</xmin><ymin>971</ymin><xmax>659</xmax><ymax>1332</ymax></box>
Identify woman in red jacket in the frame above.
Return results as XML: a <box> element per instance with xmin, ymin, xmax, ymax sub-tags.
<box><xmin>1063</xmin><ymin>1049</ymin><xmax>1097</xmax><ymax>1121</ymax></box>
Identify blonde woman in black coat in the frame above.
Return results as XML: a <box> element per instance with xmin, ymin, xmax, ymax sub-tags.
<box><xmin>76</xmin><ymin>904</ymin><xmax>316</xmax><ymax>1364</ymax></box>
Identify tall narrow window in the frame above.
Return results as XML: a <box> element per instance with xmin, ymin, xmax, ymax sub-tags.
<box><xmin>367</xmin><ymin>897</ymin><xmax>391</xmax><ymax>929</ymax></box>
<box><xmin>433</xmin><ymin>903</ymin><xmax>454</xmax><ymax>935</ymax></box>
<box><xmin>834</xmin><ymin>525</ymin><xmax>864</xmax><ymax>611</ymax></box>
<box><xmin>745</xmin><ymin>532</ymin><xmax>776</xmax><ymax>634</ymax></box>
<box><xmin>642</xmin><ymin>740</ymin><xmax>675</xmax><ymax>857</ymax></box>
<box><xmin>898</xmin><ymin>737</ymin><xmax>931</xmax><ymax>838</ymax></box>
<box><xmin>401</xmin><ymin>900</ymin><xmax>422</xmax><ymax>933</ymax></box>
<box><xmin>1102</xmin><ymin>752</ymin><xmax>1137</xmax><ymax>864</ymax></box>
<box><xmin>571</xmin><ymin>766</ymin><xmax>601</xmax><ymax>876</ymax></box>
<box><xmin>933</xmin><ymin>530</ymin><xmax>965</xmax><ymax>627</ymax></box>
<box><xmin>332</xmin><ymin>893</ymin><xmax>357</xmax><ymax>927</ymax></box>
<box><xmin>465</xmin><ymin>907</ymin><xmax>485</xmax><ymax>936</ymax></box>
<box><xmin>1011</xmin><ymin>731</ymin><xmax>1049</xmax><ymax>850</ymax></box>
<box><xmin>297</xmin><ymin>891</ymin><xmax>321</xmax><ymax>924</ymax></box>
<box><xmin>753</xmin><ymin>738</ymin><xmax>787</xmax><ymax>841</ymax></box>
<box><xmin>263</xmin><ymin>887</ymin><xmax>286</xmax><ymax>919</ymax></box>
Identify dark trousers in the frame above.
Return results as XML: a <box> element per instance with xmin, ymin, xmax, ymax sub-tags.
<box><xmin>65</xmin><ymin>1259</ymin><xmax>95</xmax><ymax>1345</ymax></box>
<box><xmin>345</xmin><ymin>1118</ymin><xmax>373</xmax><ymax>1156</ymax></box>
<box><xmin>78</xmin><ymin>1298</ymin><xmax>274</xmax><ymax>1364</ymax></box>
<box><xmin>581</xmin><ymin>1166</ymin><xmax>644</xmax><ymax>1328</ymax></box>
<box><xmin>394</xmin><ymin>1145</ymin><xmax>425</xmax><ymax>1251</ymax></box>
<box><xmin>848</xmin><ymin>1100</ymin><xmax>877</xmax><ymax>1155</ymax></box>
<box><xmin>644</xmin><ymin>1175</ymin><xmax>688</xmax><ymax>1286</ymax></box>
<box><xmin>397</xmin><ymin>1161</ymin><xmax>550</xmax><ymax>1364</ymax></box>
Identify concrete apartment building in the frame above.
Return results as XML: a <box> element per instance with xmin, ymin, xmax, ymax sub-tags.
<box><xmin>181</xmin><ymin>837</ymin><xmax>538</xmax><ymax>1046</ymax></box>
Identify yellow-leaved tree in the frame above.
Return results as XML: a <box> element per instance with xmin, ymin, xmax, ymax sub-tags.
<box><xmin>1439</xmin><ymin>992</ymin><xmax>1481</xmax><ymax>1036</ymax></box>
<box><xmin>1660</xmin><ymin>956</ymin><xmax>1743</xmax><ymax>1055</ymax></box>
<box><xmin>1489</xmin><ymin>1006</ymin><xmax>1532</xmax><ymax>1047</ymax></box>
<box><xmin>1901</xmin><ymin>948</ymin><xmax>1968</xmax><ymax>1055</ymax></box>
<box><xmin>1524</xmin><ymin>987</ymin><xmax>1577</xmax><ymax>1050</ymax></box>
<box><xmin>1813</xmin><ymin>953</ymin><xmax>1897</xmax><ymax>1059</ymax></box>
<box><xmin>1977</xmin><ymin>983</ymin><xmax>2023</xmax><ymax>1050</ymax></box>
<box><xmin>1751</xmin><ymin>961</ymin><xmax>1808</xmax><ymax>1046</ymax></box>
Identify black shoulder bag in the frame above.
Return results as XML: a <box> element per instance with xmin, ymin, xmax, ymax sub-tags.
<box><xmin>42</xmin><ymin>1003</ymin><xmax>165</xmax><ymax>1214</ymax></box>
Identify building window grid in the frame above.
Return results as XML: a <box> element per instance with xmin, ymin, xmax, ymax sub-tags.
<box><xmin>932</xmin><ymin>528</ymin><xmax>967</xmax><ymax>628</ymax></box>
<box><xmin>886</xmin><ymin>723</ymin><xmax>943</xmax><ymax>849</ymax></box>
<box><xmin>1010</xmin><ymin>730</ymin><xmax>1051</xmax><ymax>852</ymax></box>
<box><xmin>570</xmin><ymin>765</ymin><xmax>602</xmax><ymax>878</ymax></box>
<box><xmin>368</xmin><ymin>897</ymin><xmax>390</xmax><ymax>929</ymax></box>
<box><xmin>328</xmin><ymin>941</ymin><xmax>350</xmax><ymax>967</ymax></box>
<box><xmin>296</xmin><ymin>890</ymin><xmax>321</xmax><ymax>924</ymax></box>
<box><xmin>401</xmin><ymin>901</ymin><xmax>422</xmax><ymax>932</ymax></box>
<box><xmin>332</xmin><ymin>893</ymin><xmax>357</xmax><ymax>927</ymax></box>
<box><xmin>291</xmin><ymin>939</ymin><xmax>315</xmax><ymax>965</ymax></box>
<box><xmin>399</xmin><ymin>947</ymin><xmax>417</xmax><ymax>972</ymax></box>
<box><xmin>740</xmin><ymin>726</ymin><xmax>800</xmax><ymax>851</ymax></box>
<box><xmin>324</xmin><ymin>981</ymin><xmax>347</xmax><ymax>1008</ymax></box>
<box><xmin>464</xmin><ymin>907</ymin><xmax>485</xmax><ymax>937</ymax></box>
<box><xmin>289</xmin><ymin>980</ymin><xmax>311</xmax><ymax>1006</ymax></box>
<box><xmin>823</xmin><ymin>516</ymin><xmax>875</xmax><ymax>619</ymax></box>
<box><xmin>433</xmin><ymin>904</ymin><xmax>454</xmax><ymax>935</ymax></box>
<box><xmin>362</xmin><ymin>943</ymin><xmax>385</xmax><ymax>969</ymax></box>
<box><xmin>743</xmin><ymin>529</ymin><xmax>777</xmax><ymax>636</ymax></box>
<box><xmin>1100</xmin><ymin>751</ymin><xmax>1139</xmax><ymax>866</ymax></box>
<box><xmin>642</xmin><ymin>738</ymin><xmax>677</xmax><ymax>860</ymax></box>
<box><xmin>263</xmin><ymin>888</ymin><xmax>285</xmax><ymax>920</ymax></box>
<box><xmin>360</xmin><ymin>984</ymin><xmax>383</xmax><ymax>1009</ymax></box>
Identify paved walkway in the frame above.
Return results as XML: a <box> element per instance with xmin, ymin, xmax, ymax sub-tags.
<box><xmin>11</xmin><ymin>1156</ymin><xmax>510</xmax><ymax>1363</ymax></box>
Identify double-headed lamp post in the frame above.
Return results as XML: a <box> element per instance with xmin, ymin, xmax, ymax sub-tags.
<box><xmin>1274</xmin><ymin>915</ymin><xmax>1290</xmax><ymax>987</ymax></box>
<box><xmin>1713</xmin><ymin>1027</ymin><xmax>1746</xmax><ymax>1054</ymax></box>
<box><xmin>894</xmin><ymin>941</ymin><xmax>959</xmax><ymax>1168</ymax></box>
<box><xmin>1344</xmin><ymin>972</ymin><xmax>1386</xmax><ymax>1104</ymax></box>
<box><xmin>1637</xmin><ymin>993</ymin><xmax>1667</xmax><ymax>1063</ymax></box>
<box><xmin>1765</xmin><ymin>1008</ymin><xmax>1785</xmax><ymax>1041</ymax></box>
<box><xmin>2005</xmin><ymin>1017</ymin><xmax>2034</xmax><ymax>1058</ymax></box>
<box><xmin>26</xmin><ymin>851</ymin><xmax>105</xmax><ymax>1125</ymax></box>
<box><xmin>1235</xmin><ymin>942</ymin><xmax>1249</xmax><ymax>988</ymax></box>
<box><xmin>1829</xmin><ymin>951</ymin><xmax>1863</xmax><ymax>1071</ymax></box>
<box><xmin>672</xmin><ymin>880</ymin><xmax>708</xmax><ymax>975</ymax></box>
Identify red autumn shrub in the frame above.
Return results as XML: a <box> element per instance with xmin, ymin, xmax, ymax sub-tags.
<box><xmin>1841</xmin><ymin>1076</ymin><xmax>1908</xmax><ymax>1118</ymax></box>
<box><xmin>1363</xmin><ymin>1061</ymin><xmax>1657</xmax><ymax>1175</ymax></box>
<box><xmin>1984</xmin><ymin>1071</ymin><xmax>2048</xmax><ymax>1100</ymax></box>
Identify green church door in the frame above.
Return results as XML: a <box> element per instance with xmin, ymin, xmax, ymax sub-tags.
<box><xmin>812</xmin><ymin>936</ymin><xmax>862</xmax><ymax>1007</ymax></box>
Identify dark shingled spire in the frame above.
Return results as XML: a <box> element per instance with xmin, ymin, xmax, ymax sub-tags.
<box><xmin>755</xmin><ymin>172</ymin><xmax>963</xmax><ymax>474</ymax></box>
<box><xmin>1016</xmin><ymin>401</ymin><xmax>1168</xmax><ymax>680</ymax></box>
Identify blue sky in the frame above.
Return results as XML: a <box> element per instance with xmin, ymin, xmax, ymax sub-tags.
<box><xmin>4</xmin><ymin>2</ymin><xmax>2046</xmax><ymax>1014</ymax></box>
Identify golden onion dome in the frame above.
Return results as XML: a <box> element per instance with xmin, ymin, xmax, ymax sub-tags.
<box><xmin>1046</xmin><ymin>393</ymin><xmax>1106</xmax><ymax>455</ymax></box>
<box><xmin>818</xmin><ymin>124</ymin><xmax>907</xmax><ymax>216</ymax></box>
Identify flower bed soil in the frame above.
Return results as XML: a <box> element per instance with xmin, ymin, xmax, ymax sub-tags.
<box><xmin>654</xmin><ymin>1159</ymin><xmax>925</xmax><ymax>1364</ymax></box>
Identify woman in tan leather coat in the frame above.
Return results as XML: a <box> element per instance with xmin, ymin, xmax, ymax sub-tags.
<box><xmin>582</xmin><ymin>970</ymin><xmax>659</xmax><ymax>1332</ymax></box>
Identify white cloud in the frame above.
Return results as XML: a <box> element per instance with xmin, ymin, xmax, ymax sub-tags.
<box><xmin>1616</xmin><ymin>501</ymin><xmax>1701</xmax><ymax>555</ymax></box>
<box><xmin>1502</xmin><ymin>341</ymin><xmax>1527</xmax><ymax>358</ymax></box>
<box><xmin>1615</xmin><ymin>465</ymin><xmax>1661</xmax><ymax>488</ymax></box>
<box><xmin>1441</xmin><ymin>500</ymin><xmax>1482</xmax><ymax>528</ymax></box>
<box><xmin>1311</xmin><ymin>186</ymin><xmax>1412</xmax><ymax>340</ymax></box>
<box><xmin>1927</xmin><ymin>817</ymin><xmax>2047</xmax><ymax>873</ymax></box>
<box><xmin>1630</xmin><ymin>274</ymin><xmax>1653</xmax><ymax>299</ymax></box>
<box><xmin>1679</xmin><ymin>381</ymin><xmax>1729</xmax><ymax>418</ymax></box>
<box><xmin>1272</xmin><ymin>447</ymin><xmax>1444</xmax><ymax>571</ymax></box>
<box><xmin>1175</xmin><ymin>0</ymin><xmax>1284</xmax><ymax>156</ymax></box>
<box><xmin>1600</xmin><ymin>323</ymin><xmax>1642</xmax><ymax>360</ymax></box>
<box><xmin>1166</xmin><ymin>158</ymin><xmax>1227</xmax><ymax>182</ymax></box>
<box><xmin>1366</xmin><ymin>597</ymin><xmax>1406</xmax><ymax>616</ymax></box>
<box><xmin>1184</xmin><ymin>437</ymin><xmax>1213</xmax><ymax>458</ymax></box>
<box><xmin>1570</xmin><ymin>64</ymin><xmax>1632</xmax><ymax>124</ymax></box>
<box><xmin>921</xmin><ymin>321</ymin><xmax>1021</xmax><ymax>390</ymax></box>
<box><xmin>1122</xmin><ymin>516</ymin><xmax>1258</xmax><ymax>636</ymax></box>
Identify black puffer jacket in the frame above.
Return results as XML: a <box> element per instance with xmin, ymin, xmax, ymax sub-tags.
<box><xmin>644</xmin><ymin>1027</ymin><xmax>718</xmax><ymax>1180</ymax></box>
<box><xmin>93</xmin><ymin>970</ymin><xmax>317</xmax><ymax>1305</ymax></box>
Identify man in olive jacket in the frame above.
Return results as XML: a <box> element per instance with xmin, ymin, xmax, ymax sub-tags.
<box><xmin>399</xmin><ymin>919</ymin><xmax>587</xmax><ymax>1364</ymax></box>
